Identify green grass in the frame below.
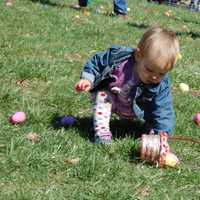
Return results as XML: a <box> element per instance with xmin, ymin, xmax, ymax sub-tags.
<box><xmin>0</xmin><ymin>0</ymin><xmax>200</xmax><ymax>199</ymax></box>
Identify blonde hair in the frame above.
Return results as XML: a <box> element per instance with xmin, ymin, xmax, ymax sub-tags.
<box><xmin>137</xmin><ymin>26</ymin><xmax>180</xmax><ymax>70</ymax></box>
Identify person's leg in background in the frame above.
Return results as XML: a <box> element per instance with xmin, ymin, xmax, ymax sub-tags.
<box><xmin>73</xmin><ymin>0</ymin><xmax>128</xmax><ymax>16</ymax></box>
<box><xmin>113</xmin><ymin>0</ymin><xmax>128</xmax><ymax>15</ymax></box>
<box><xmin>198</xmin><ymin>0</ymin><xmax>200</xmax><ymax>11</ymax></box>
<box><xmin>78</xmin><ymin>0</ymin><xmax>89</xmax><ymax>7</ymax></box>
<box><xmin>189</xmin><ymin>0</ymin><xmax>200</xmax><ymax>11</ymax></box>
<box><xmin>70</xmin><ymin>0</ymin><xmax>90</xmax><ymax>9</ymax></box>
<box><xmin>189</xmin><ymin>0</ymin><xmax>194</xmax><ymax>7</ymax></box>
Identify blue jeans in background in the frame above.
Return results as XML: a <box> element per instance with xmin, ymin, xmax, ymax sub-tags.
<box><xmin>78</xmin><ymin>0</ymin><xmax>128</xmax><ymax>15</ymax></box>
<box><xmin>189</xmin><ymin>0</ymin><xmax>200</xmax><ymax>11</ymax></box>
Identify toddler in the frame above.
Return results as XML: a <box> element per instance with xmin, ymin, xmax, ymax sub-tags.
<box><xmin>75</xmin><ymin>26</ymin><xmax>180</xmax><ymax>144</ymax></box>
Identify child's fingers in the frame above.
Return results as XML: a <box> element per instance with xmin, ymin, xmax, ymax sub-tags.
<box><xmin>75</xmin><ymin>84</ymin><xmax>83</xmax><ymax>92</ymax></box>
<box><xmin>75</xmin><ymin>83</ymin><xmax>90</xmax><ymax>92</ymax></box>
<box><xmin>84</xmin><ymin>84</ymin><xmax>91</xmax><ymax>91</ymax></box>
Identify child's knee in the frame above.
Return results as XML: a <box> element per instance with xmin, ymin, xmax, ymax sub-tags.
<box><xmin>96</xmin><ymin>91</ymin><xmax>109</xmax><ymax>103</ymax></box>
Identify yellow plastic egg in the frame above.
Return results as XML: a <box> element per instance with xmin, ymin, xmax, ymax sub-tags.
<box><xmin>164</xmin><ymin>152</ymin><xmax>180</xmax><ymax>167</ymax></box>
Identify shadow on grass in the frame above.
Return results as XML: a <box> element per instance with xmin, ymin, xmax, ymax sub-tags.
<box><xmin>127</xmin><ymin>22</ymin><xmax>200</xmax><ymax>40</ymax></box>
<box><xmin>30</xmin><ymin>0</ymin><xmax>81</xmax><ymax>11</ymax></box>
<box><xmin>51</xmin><ymin>114</ymin><xmax>145</xmax><ymax>142</ymax></box>
<box><xmin>50</xmin><ymin>114</ymin><xmax>150</xmax><ymax>165</ymax></box>
<box><xmin>127</xmin><ymin>22</ymin><xmax>149</xmax><ymax>30</ymax></box>
<box><xmin>30</xmin><ymin>0</ymin><xmax>65</xmax><ymax>8</ymax></box>
<box><xmin>173</xmin><ymin>14</ymin><xmax>200</xmax><ymax>27</ymax></box>
<box><xmin>176</xmin><ymin>31</ymin><xmax>200</xmax><ymax>40</ymax></box>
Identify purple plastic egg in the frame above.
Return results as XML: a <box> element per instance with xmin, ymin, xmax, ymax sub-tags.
<box><xmin>59</xmin><ymin>116</ymin><xmax>77</xmax><ymax>127</ymax></box>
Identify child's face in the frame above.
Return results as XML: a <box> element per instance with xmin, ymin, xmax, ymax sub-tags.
<box><xmin>136</xmin><ymin>58</ymin><xmax>170</xmax><ymax>84</ymax></box>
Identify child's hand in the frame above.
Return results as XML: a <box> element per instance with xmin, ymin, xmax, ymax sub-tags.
<box><xmin>75</xmin><ymin>80</ymin><xmax>92</xmax><ymax>92</ymax></box>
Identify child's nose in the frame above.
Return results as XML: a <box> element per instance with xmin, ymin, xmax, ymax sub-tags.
<box><xmin>152</xmin><ymin>75</ymin><xmax>158</xmax><ymax>80</ymax></box>
<box><xmin>151</xmin><ymin>75</ymin><xmax>161</xmax><ymax>83</ymax></box>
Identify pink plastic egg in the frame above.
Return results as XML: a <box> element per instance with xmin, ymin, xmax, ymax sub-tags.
<box><xmin>194</xmin><ymin>113</ymin><xmax>200</xmax><ymax>126</ymax></box>
<box><xmin>10</xmin><ymin>112</ymin><xmax>26</xmax><ymax>124</ymax></box>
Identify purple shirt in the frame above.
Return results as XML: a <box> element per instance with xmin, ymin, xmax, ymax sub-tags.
<box><xmin>108</xmin><ymin>56</ymin><xmax>141</xmax><ymax>118</ymax></box>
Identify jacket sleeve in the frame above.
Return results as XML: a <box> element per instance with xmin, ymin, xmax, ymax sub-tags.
<box><xmin>80</xmin><ymin>45</ymin><xmax>133</xmax><ymax>88</ymax></box>
<box><xmin>80</xmin><ymin>50</ymin><xmax>111</xmax><ymax>87</ymax></box>
<box><xmin>146</xmin><ymin>79</ymin><xmax>175</xmax><ymax>136</ymax></box>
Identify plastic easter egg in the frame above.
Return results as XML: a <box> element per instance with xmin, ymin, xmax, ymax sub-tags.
<box><xmin>84</xmin><ymin>11</ymin><xmax>90</xmax><ymax>16</ymax></box>
<box><xmin>10</xmin><ymin>111</ymin><xmax>26</xmax><ymax>124</ymax></box>
<box><xmin>75</xmin><ymin>15</ymin><xmax>80</xmax><ymax>19</ymax></box>
<box><xmin>164</xmin><ymin>152</ymin><xmax>180</xmax><ymax>167</ymax></box>
<box><xmin>60</xmin><ymin>116</ymin><xmax>76</xmax><ymax>127</ymax></box>
<box><xmin>179</xmin><ymin>83</ymin><xmax>189</xmax><ymax>92</ymax></box>
<box><xmin>53</xmin><ymin>115</ymin><xmax>77</xmax><ymax>128</ymax></box>
<box><xmin>194</xmin><ymin>113</ymin><xmax>200</xmax><ymax>126</ymax></box>
<box><xmin>95</xmin><ymin>8</ymin><xmax>101</xmax><ymax>15</ymax></box>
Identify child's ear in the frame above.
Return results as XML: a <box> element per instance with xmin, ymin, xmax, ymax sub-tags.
<box><xmin>135</xmin><ymin>48</ymin><xmax>141</xmax><ymax>61</ymax></box>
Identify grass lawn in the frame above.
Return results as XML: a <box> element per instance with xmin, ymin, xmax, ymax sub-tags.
<box><xmin>0</xmin><ymin>0</ymin><xmax>200</xmax><ymax>199</ymax></box>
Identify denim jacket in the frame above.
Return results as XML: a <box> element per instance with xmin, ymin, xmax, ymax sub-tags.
<box><xmin>81</xmin><ymin>45</ymin><xmax>175</xmax><ymax>136</ymax></box>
